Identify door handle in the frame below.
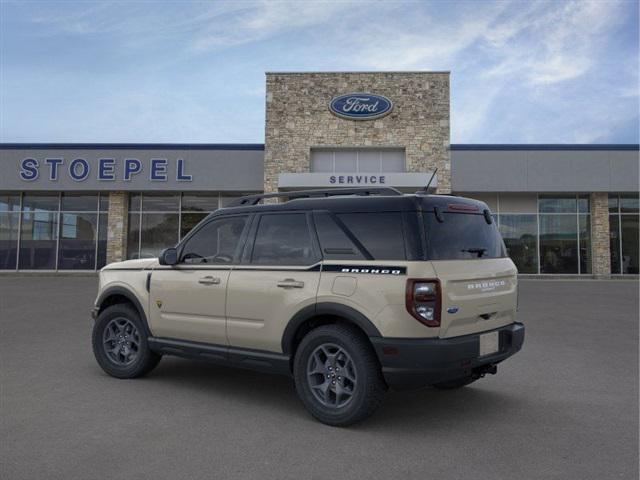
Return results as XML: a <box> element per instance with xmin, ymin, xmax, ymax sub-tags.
<box><xmin>198</xmin><ymin>276</ymin><xmax>221</xmax><ymax>285</ymax></box>
<box><xmin>277</xmin><ymin>278</ymin><xmax>305</xmax><ymax>289</ymax></box>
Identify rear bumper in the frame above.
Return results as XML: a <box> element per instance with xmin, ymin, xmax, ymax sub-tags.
<box><xmin>370</xmin><ymin>322</ymin><xmax>525</xmax><ymax>390</ymax></box>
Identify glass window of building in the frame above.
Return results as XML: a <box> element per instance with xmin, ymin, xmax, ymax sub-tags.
<box><xmin>537</xmin><ymin>195</ymin><xmax>590</xmax><ymax>274</ymax></box>
<box><xmin>495</xmin><ymin>194</ymin><xmax>537</xmax><ymax>274</ymax></box>
<box><xmin>57</xmin><ymin>193</ymin><xmax>106</xmax><ymax>270</ymax></box>
<box><xmin>3</xmin><ymin>192</ymin><xmax>108</xmax><ymax>270</ymax></box>
<box><xmin>19</xmin><ymin>193</ymin><xmax>59</xmax><ymax>269</ymax></box>
<box><xmin>181</xmin><ymin>193</ymin><xmax>220</xmax><ymax>239</ymax></box>
<box><xmin>609</xmin><ymin>194</ymin><xmax>639</xmax><ymax>274</ymax></box>
<box><xmin>498</xmin><ymin>215</ymin><xmax>538</xmax><ymax>273</ymax></box>
<box><xmin>538</xmin><ymin>195</ymin><xmax>591</xmax><ymax>274</ymax></box>
<box><xmin>127</xmin><ymin>192</ymin><xmax>222</xmax><ymax>260</ymax></box>
<box><xmin>539</xmin><ymin>214</ymin><xmax>578</xmax><ymax>274</ymax></box>
<box><xmin>311</xmin><ymin>149</ymin><xmax>406</xmax><ymax>173</ymax></box>
<box><xmin>0</xmin><ymin>192</ymin><xmax>20</xmax><ymax>269</ymax></box>
<box><xmin>578</xmin><ymin>214</ymin><xmax>591</xmax><ymax>274</ymax></box>
<box><xmin>538</xmin><ymin>195</ymin><xmax>577</xmax><ymax>213</ymax></box>
<box><xmin>495</xmin><ymin>194</ymin><xmax>591</xmax><ymax>274</ymax></box>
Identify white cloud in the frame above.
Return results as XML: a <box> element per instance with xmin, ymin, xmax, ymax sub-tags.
<box><xmin>4</xmin><ymin>0</ymin><xmax>637</xmax><ymax>143</ymax></box>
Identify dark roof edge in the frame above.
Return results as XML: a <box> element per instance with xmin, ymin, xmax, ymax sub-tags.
<box><xmin>0</xmin><ymin>143</ymin><xmax>637</xmax><ymax>151</ymax></box>
<box><xmin>0</xmin><ymin>143</ymin><xmax>265</xmax><ymax>151</ymax></box>
<box><xmin>450</xmin><ymin>144</ymin><xmax>639</xmax><ymax>151</ymax></box>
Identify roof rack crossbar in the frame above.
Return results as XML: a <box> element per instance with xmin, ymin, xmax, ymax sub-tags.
<box><xmin>226</xmin><ymin>187</ymin><xmax>403</xmax><ymax>207</ymax></box>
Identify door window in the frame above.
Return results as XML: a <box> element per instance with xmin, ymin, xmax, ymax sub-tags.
<box><xmin>251</xmin><ymin>214</ymin><xmax>317</xmax><ymax>265</ymax></box>
<box><xmin>180</xmin><ymin>216</ymin><xmax>248</xmax><ymax>264</ymax></box>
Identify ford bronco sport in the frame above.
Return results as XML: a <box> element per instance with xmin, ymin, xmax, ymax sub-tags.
<box><xmin>91</xmin><ymin>187</ymin><xmax>524</xmax><ymax>426</ymax></box>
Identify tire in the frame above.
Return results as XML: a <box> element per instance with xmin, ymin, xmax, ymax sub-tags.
<box><xmin>293</xmin><ymin>324</ymin><xmax>386</xmax><ymax>427</ymax></box>
<box><xmin>92</xmin><ymin>303</ymin><xmax>161</xmax><ymax>379</ymax></box>
<box><xmin>432</xmin><ymin>376</ymin><xmax>477</xmax><ymax>390</ymax></box>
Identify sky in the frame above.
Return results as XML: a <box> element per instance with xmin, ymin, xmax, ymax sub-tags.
<box><xmin>0</xmin><ymin>0</ymin><xmax>638</xmax><ymax>144</ymax></box>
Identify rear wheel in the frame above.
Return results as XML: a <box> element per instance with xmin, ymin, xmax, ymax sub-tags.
<box><xmin>92</xmin><ymin>304</ymin><xmax>161</xmax><ymax>379</ymax></box>
<box><xmin>293</xmin><ymin>324</ymin><xmax>386</xmax><ymax>426</ymax></box>
<box><xmin>432</xmin><ymin>376</ymin><xmax>477</xmax><ymax>390</ymax></box>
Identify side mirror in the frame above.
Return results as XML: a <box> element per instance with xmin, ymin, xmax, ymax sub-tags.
<box><xmin>159</xmin><ymin>247</ymin><xmax>178</xmax><ymax>266</ymax></box>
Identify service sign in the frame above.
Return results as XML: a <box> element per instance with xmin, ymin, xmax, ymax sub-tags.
<box><xmin>329</xmin><ymin>93</ymin><xmax>393</xmax><ymax>120</ymax></box>
<box><xmin>278</xmin><ymin>172</ymin><xmax>437</xmax><ymax>189</ymax></box>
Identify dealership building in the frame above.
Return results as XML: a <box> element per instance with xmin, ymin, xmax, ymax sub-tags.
<box><xmin>0</xmin><ymin>72</ymin><xmax>638</xmax><ymax>276</ymax></box>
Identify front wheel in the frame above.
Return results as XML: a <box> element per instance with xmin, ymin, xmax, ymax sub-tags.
<box><xmin>92</xmin><ymin>304</ymin><xmax>161</xmax><ymax>379</ymax></box>
<box><xmin>293</xmin><ymin>324</ymin><xmax>386</xmax><ymax>427</ymax></box>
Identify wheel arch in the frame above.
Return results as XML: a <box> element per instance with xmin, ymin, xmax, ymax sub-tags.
<box><xmin>96</xmin><ymin>286</ymin><xmax>151</xmax><ymax>337</ymax></box>
<box><xmin>281</xmin><ymin>302</ymin><xmax>382</xmax><ymax>357</ymax></box>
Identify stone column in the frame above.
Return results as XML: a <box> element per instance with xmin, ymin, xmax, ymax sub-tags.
<box><xmin>590</xmin><ymin>192</ymin><xmax>611</xmax><ymax>277</ymax></box>
<box><xmin>106</xmin><ymin>191</ymin><xmax>129</xmax><ymax>265</ymax></box>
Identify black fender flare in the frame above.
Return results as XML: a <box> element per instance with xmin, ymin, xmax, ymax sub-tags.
<box><xmin>95</xmin><ymin>286</ymin><xmax>152</xmax><ymax>337</ymax></box>
<box><xmin>281</xmin><ymin>302</ymin><xmax>382</xmax><ymax>355</ymax></box>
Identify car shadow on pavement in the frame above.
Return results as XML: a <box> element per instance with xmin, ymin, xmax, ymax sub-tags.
<box><xmin>136</xmin><ymin>356</ymin><xmax>525</xmax><ymax>430</ymax></box>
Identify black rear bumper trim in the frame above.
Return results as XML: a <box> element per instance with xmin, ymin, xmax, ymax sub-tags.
<box><xmin>370</xmin><ymin>322</ymin><xmax>525</xmax><ymax>390</ymax></box>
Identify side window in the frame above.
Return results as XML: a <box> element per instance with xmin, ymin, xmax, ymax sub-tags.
<box><xmin>337</xmin><ymin>212</ymin><xmax>406</xmax><ymax>260</ymax></box>
<box><xmin>313</xmin><ymin>212</ymin><xmax>366</xmax><ymax>260</ymax></box>
<box><xmin>180</xmin><ymin>216</ymin><xmax>247</xmax><ymax>264</ymax></box>
<box><xmin>251</xmin><ymin>213</ymin><xmax>318</xmax><ymax>265</ymax></box>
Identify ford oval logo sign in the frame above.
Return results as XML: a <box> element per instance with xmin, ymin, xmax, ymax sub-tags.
<box><xmin>329</xmin><ymin>93</ymin><xmax>393</xmax><ymax>120</ymax></box>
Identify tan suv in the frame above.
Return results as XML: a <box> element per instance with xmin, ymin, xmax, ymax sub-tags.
<box><xmin>91</xmin><ymin>187</ymin><xmax>525</xmax><ymax>426</ymax></box>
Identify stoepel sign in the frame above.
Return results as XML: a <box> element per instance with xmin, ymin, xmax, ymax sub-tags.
<box><xmin>19</xmin><ymin>157</ymin><xmax>193</xmax><ymax>182</ymax></box>
<box><xmin>329</xmin><ymin>93</ymin><xmax>393</xmax><ymax>120</ymax></box>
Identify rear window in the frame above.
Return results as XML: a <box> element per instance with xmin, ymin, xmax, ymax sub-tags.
<box><xmin>423</xmin><ymin>212</ymin><xmax>506</xmax><ymax>260</ymax></box>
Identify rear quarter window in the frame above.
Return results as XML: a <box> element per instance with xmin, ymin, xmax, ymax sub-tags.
<box><xmin>335</xmin><ymin>212</ymin><xmax>406</xmax><ymax>260</ymax></box>
<box><xmin>423</xmin><ymin>212</ymin><xmax>506</xmax><ymax>260</ymax></box>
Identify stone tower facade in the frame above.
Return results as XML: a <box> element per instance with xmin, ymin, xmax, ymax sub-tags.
<box><xmin>264</xmin><ymin>72</ymin><xmax>451</xmax><ymax>194</ymax></box>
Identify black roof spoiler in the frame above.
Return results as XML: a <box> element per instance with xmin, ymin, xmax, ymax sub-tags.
<box><xmin>226</xmin><ymin>187</ymin><xmax>403</xmax><ymax>207</ymax></box>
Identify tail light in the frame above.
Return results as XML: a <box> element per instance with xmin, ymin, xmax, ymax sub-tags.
<box><xmin>406</xmin><ymin>279</ymin><xmax>441</xmax><ymax>327</ymax></box>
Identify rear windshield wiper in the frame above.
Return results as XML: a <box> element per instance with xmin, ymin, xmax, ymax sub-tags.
<box><xmin>461</xmin><ymin>248</ymin><xmax>487</xmax><ymax>258</ymax></box>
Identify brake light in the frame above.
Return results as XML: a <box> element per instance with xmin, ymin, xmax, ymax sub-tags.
<box><xmin>406</xmin><ymin>279</ymin><xmax>441</xmax><ymax>327</ymax></box>
<box><xmin>447</xmin><ymin>203</ymin><xmax>479</xmax><ymax>212</ymax></box>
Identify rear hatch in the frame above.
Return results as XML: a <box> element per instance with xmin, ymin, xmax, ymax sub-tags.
<box><xmin>422</xmin><ymin>204</ymin><xmax>518</xmax><ymax>338</ymax></box>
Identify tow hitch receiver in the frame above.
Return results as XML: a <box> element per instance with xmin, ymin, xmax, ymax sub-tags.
<box><xmin>472</xmin><ymin>364</ymin><xmax>497</xmax><ymax>379</ymax></box>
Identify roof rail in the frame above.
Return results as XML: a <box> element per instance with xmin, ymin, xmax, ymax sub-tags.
<box><xmin>226</xmin><ymin>187</ymin><xmax>403</xmax><ymax>207</ymax></box>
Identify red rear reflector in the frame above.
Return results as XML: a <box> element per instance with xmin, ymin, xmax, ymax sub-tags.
<box><xmin>382</xmin><ymin>347</ymin><xmax>399</xmax><ymax>356</ymax></box>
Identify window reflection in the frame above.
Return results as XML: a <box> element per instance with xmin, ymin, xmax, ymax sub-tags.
<box><xmin>620</xmin><ymin>216</ymin><xmax>639</xmax><ymax>274</ymax></box>
<box><xmin>0</xmin><ymin>192</ymin><xmax>20</xmax><ymax>212</ymax></box>
<box><xmin>609</xmin><ymin>194</ymin><xmax>639</xmax><ymax>274</ymax></box>
<box><xmin>498</xmin><ymin>214</ymin><xmax>537</xmax><ymax>273</ymax></box>
<box><xmin>539</xmin><ymin>215</ymin><xmax>578</xmax><ymax>274</ymax></box>
<box><xmin>0</xmin><ymin>212</ymin><xmax>19</xmax><ymax>269</ymax></box>
<box><xmin>139</xmin><ymin>213</ymin><xmax>179</xmax><ymax>259</ymax></box>
<box><xmin>58</xmin><ymin>212</ymin><xmax>98</xmax><ymax>269</ymax></box>
<box><xmin>127</xmin><ymin>192</ymin><xmax>225</xmax><ymax>259</ymax></box>
<box><xmin>538</xmin><ymin>196</ymin><xmax>577</xmax><ymax>213</ymax></box>
<box><xmin>609</xmin><ymin>215</ymin><xmax>621</xmax><ymax>274</ymax></box>
<box><xmin>19</xmin><ymin>211</ymin><xmax>58</xmax><ymax>269</ymax></box>
<box><xmin>579</xmin><ymin>215</ymin><xmax>591</xmax><ymax>274</ymax></box>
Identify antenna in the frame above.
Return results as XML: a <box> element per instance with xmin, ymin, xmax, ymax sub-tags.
<box><xmin>417</xmin><ymin>168</ymin><xmax>438</xmax><ymax>194</ymax></box>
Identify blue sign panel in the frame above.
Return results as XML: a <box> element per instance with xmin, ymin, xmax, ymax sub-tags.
<box><xmin>329</xmin><ymin>93</ymin><xmax>393</xmax><ymax>120</ymax></box>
